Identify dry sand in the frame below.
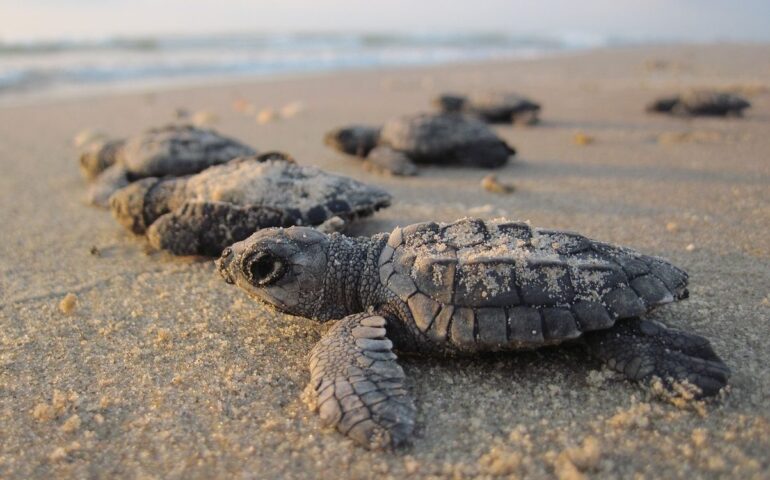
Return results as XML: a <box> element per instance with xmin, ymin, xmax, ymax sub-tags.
<box><xmin>1</xmin><ymin>44</ymin><xmax>769</xmax><ymax>479</ymax></box>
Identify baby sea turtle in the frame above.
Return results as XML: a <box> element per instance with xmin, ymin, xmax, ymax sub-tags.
<box><xmin>646</xmin><ymin>90</ymin><xmax>750</xmax><ymax>117</ymax></box>
<box><xmin>79</xmin><ymin>124</ymin><xmax>256</xmax><ymax>206</ymax></box>
<box><xmin>109</xmin><ymin>153</ymin><xmax>390</xmax><ymax>256</ymax></box>
<box><xmin>217</xmin><ymin>217</ymin><xmax>730</xmax><ymax>449</ymax></box>
<box><xmin>325</xmin><ymin>113</ymin><xmax>515</xmax><ymax>176</ymax></box>
<box><xmin>433</xmin><ymin>91</ymin><xmax>541</xmax><ymax>125</ymax></box>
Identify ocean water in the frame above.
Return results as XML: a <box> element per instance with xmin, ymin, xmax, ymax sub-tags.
<box><xmin>0</xmin><ymin>32</ymin><xmax>610</xmax><ymax>99</ymax></box>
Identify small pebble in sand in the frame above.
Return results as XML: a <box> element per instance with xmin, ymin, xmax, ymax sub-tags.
<box><xmin>232</xmin><ymin>98</ymin><xmax>255</xmax><ymax>114</ymax></box>
<box><xmin>98</xmin><ymin>396</ymin><xmax>111</xmax><ymax>409</ymax></box>
<box><xmin>256</xmin><ymin>108</ymin><xmax>279</xmax><ymax>124</ymax></box>
<box><xmin>686</xmin><ymin>243</ymin><xmax>696</xmax><ymax>252</ymax></box>
<box><xmin>691</xmin><ymin>428</ymin><xmax>708</xmax><ymax>447</ymax></box>
<box><xmin>89</xmin><ymin>245</ymin><xmax>101</xmax><ymax>256</ymax></box>
<box><xmin>59</xmin><ymin>293</ymin><xmax>77</xmax><ymax>315</ymax></box>
<box><xmin>563</xmin><ymin>436</ymin><xmax>601</xmax><ymax>472</ymax></box>
<box><xmin>32</xmin><ymin>403</ymin><xmax>55</xmax><ymax>422</ymax></box>
<box><xmin>280</xmin><ymin>101</ymin><xmax>304</xmax><ymax>118</ymax></box>
<box><xmin>666</xmin><ymin>222</ymin><xmax>679</xmax><ymax>232</ymax></box>
<box><xmin>72</xmin><ymin>128</ymin><xmax>108</xmax><ymax>148</ymax></box>
<box><xmin>155</xmin><ymin>328</ymin><xmax>172</xmax><ymax>345</ymax></box>
<box><xmin>60</xmin><ymin>414</ymin><xmax>81</xmax><ymax>433</ymax></box>
<box><xmin>573</xmin><ymin>132</ymin><xmax>595</xmax><ymax>146</ymax></box>
<box><xmin>48</xmin><ymin>447</ymin><xmax>68</xmax><ymax>462</ymax></box>
<box><xmin>403</xmin><ymin>456</ymin><xmax>420</xmax><ymax>474</ymax></box>
<box><xmin>481</xmin><ymin>174</ymin><xmax>515</xmax><ymax>194</ymax></box>
<box><xmin>192</xmin><ymin>111</ymin><xmax>219</xmax><ymax>126</ymax></box>
<box><xmin>479</xmin><ymin>446</ymin><xmax>522</xmax><ymax>476</ymax></box>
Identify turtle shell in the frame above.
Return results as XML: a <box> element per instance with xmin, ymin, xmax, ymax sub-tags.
<box><xmin>379</xmin><ymin>218</ymin><xmax>688</xmax><ymax>351</ymax></box>
<box><xmin>120</xmin><ymin>124</ymin><xmax>256</xmax><ymax>177</ymax></box>
<box><xmin>378</xmin><ymin>113</ymin><xmax>513</xmax><ymax>166</ymax></box>
<box><xmin>464</xmin><ymin>92</ymin><xmax>540</xmax><ymax>115</ymax></box>
<box><xmin>180</xmin><ymin>155</ymin><xmax>391</xmax><ymax>224</ymax></box>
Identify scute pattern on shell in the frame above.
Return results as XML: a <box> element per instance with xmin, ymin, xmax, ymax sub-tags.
<box><xmin>379</xmin><ymin>218</ymin><xmax>689</xmax><ymax>351</ymax></box>
<box><xmin>183</xmin><ymin>157</ymin><xmax>389</xmax><ymax>219</ymax></box>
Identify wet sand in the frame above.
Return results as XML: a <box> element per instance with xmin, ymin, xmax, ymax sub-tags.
<box><xmin>1</xmin><ymin>44</ymin><xmax>769</xmax><ymax>479</ymax></box>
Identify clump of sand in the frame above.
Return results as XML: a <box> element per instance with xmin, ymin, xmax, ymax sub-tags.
<box><xmin>191</xmin><ymin>110</ymin><xmax>219</xmax><ymax>126</ymax></box>
<box><xmin>481</xmin><ymin>174</ymin><xmax>515</xmax><ymax>194</ymax></box>
<box><xmin>256</xmin><ymin>108</ymin><xmax>279</xmax><ymax>125</ymax></box>
<box><xmin>59</xmin><ymin>293</ymin><xmax>77</xmax><ymax>314</ymax></box>
<box><xmin>573</xmin><ymin>132</ymin><xmax>595</xmax><ymax>146</ymax></box>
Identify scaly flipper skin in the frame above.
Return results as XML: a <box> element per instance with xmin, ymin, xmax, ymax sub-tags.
<box><xmin>308</xmin><ymin>313</ymin><xmax>416</xmax><ymax>449</ymax></box>
<box><xmin>583</xmin><ymin>319</ymin><xmax>730</xmax><ymax>398</ymax></box>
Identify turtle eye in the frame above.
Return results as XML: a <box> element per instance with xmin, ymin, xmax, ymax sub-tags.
<box><xmin>245</xmin><ymin>252</ymin><xmax>285</xmax><ymax>286</ymax></box>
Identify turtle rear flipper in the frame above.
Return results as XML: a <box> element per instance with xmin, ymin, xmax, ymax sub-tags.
<box><xmin>307</xmin><ymin>313</ymin><xmax>415</xmax><ymax>450</ymax></box>
<box><xmin>584</xmin><ymin>319</ymin><xmax>730</xmax><ymax>398</ymax></box>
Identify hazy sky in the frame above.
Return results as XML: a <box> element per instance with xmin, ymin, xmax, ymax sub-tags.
<box><xmin>2</xmin><ymin>0</ymin><xmax>769</xmax><ymax>42</ymax></box>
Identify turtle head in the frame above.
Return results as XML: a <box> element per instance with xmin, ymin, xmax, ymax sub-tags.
<box><xmin>433</xmin><ymin>94</ymin><xmax>467</xmax><ymax>113</ymax></box>
<box><xmin>646</xmin><ymin>96</ymin><xmax>679</xmax><ymax>113</ymax></box>
<box><xmin>324</xmin><ymin>125</ymin><xmax>380</xmax><ymax>157</ymax></box>
<box><xmin>79</xmin><ymin>139</ymin><xmax>125</xmax><ymax>180</ymax></box>
<box><xmin>217</xmin><ymin>227</ymin><xmax>333</xmax><ymax>320</ymax></box>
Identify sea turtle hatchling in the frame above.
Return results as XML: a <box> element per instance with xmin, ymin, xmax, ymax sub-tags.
<box><xmin>217</xmin><ymin>217</ymin><xmax>730</xmax><ymax>449</ymax></box>
<box><xmin>78</xmin><ymin>124</ymin><xmax>256</xmax><ymax>206</ymax></box>
<box><xmin>433</xmin><ymin>91</ymin><xmax>542</xmax><ymax>125</ymax></box>
<box><xmin>109</xmin><ymin>153</ymin><xmax>391</xmax><ymax>256</ymax></box>
<box><xmin>646</xmin><ymin>90</ymin><xmax>751</xmax><ymax>117</ymax></box>
<box><xmin>324</xmin><ymin>113</ymin><xmax>515</xmax><ymax>176</ymax></box>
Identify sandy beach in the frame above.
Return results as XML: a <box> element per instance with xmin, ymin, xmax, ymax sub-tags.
<box><xmin>1</xmin><ymin>44</ymin><xmax>769</xmax><ymax>478</ymax></box>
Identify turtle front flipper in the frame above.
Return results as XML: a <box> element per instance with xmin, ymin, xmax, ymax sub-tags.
<box><xmin>584</xmin><ymin>319</ymin><xmax>730</xmax><ymax>398</ymax></box>
<box><xmin>86</xmin><ymin>164</ymin><xmax>130</xmax><ymax>207</ymax></box>
<box><xmin>147</xmin><ymin>201</ymin><xmax>289</xmax><ymax>256</ymax></box>
<box><xmin>364</xmin><ymin>146</ymin><xmax>418</xmax><ymax>176</ymax></box>
<box><xmin>307</xmin><ymin>313</ymin><xmax>415</xmax><ymax>450</ymax></box>
<box><xmin>324</xmin><ymin>125</ymin><xmax>380</xmax><ymax>157</ymax></box>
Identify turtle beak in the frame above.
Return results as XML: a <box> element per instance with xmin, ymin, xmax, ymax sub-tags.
<box><xmin>217</xmin><ymin>247</ymin><xmax>236</xmax><ymax>285</ymax></box>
